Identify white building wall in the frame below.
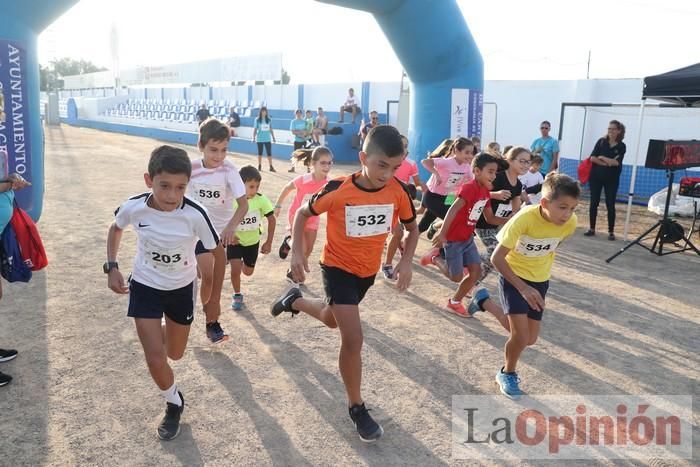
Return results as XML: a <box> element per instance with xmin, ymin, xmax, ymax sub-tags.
<box><xmin>303</xmin><ymin>82</ymin><xmax>362</xmax><ymax>112</ymax></box>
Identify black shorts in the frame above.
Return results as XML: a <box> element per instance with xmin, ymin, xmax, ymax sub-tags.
<box><xmin>293</xmin><ymin>141</ymin><xmax>305</xmax><ymax>150</ymax></box>
<box><xmin>498</xmin><ymin>274</ymin><xmax>549</xmax><ymax>321</ymax></box>
<box><xmin>195</xmin><ymin>240</ymin><xmax>210</xmax><ymax>255</ymax></box>
<box><xmin>127</xmin><ymin>279</ymin><xmax>196</xmax><ymax>325</ymax></box>
<box><xmin>407</xmin><ymin>184</ymin><xmax>417</xmax><ymax>200</ymax></box>
<box><xmin>321</xmin><ymin>265</ymin><xmax>376</xmax><ymax>306</ymax></box>
<box><xmin>421</xmin><ymin>190</ymin><xmax>449</xmax><ymax>218</ymax></box>
<box><xmin>226</xmin><ymin>242</ymin><xmax>260</xmax><ymax>268</ymax></box>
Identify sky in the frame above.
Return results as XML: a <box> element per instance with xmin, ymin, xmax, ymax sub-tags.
<box><xmin>38</xmin><ymin>0</ymin><xmax>700</xmax><ymax>83</ymax></box>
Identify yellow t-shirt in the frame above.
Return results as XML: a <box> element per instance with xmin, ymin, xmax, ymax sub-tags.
<box><xmin>496</xmin><ymin>205</ymin><xmax>577</xmax><ymax>282</ymax></box>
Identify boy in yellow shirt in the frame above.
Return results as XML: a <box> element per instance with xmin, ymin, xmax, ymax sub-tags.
<box><xmin>469</xmin><ymin>173</ymin><xmax>580</xmax><ymax>399</ymax></box>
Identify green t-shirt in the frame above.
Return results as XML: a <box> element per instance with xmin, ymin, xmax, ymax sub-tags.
<box><xmin>305</xmin><ymin>117</ymin><xmax>315</xmax><ymax>132</ymax></box>
<box><xmin>233</xmin><ymin>193</ymin><xmax>275</xmax><ymax>246</ymax></box>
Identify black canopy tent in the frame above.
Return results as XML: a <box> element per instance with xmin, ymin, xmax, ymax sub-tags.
<box><xmin>622</xmin><ymin>63</ymin><xmax>700</xmax><ymax>239</ymax></box>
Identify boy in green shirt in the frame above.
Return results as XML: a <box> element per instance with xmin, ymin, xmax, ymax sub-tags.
<box><xmin>229</xmin><ymin>165</ymin><xmax>276</xmax><ymax>310</ymax></box>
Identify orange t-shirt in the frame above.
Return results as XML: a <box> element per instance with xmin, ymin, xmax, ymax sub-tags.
<box><xmin>309</xmin><ymin>173</ymin><xmax>416</xmax><ymax>278</ymax></box>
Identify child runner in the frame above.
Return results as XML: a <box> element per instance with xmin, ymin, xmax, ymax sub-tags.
<box><xmin>230</xmin><ymin>165</ymin><xmax>276</xmax><ymax>310</ymax></box>
<box><xmin>189</xmin><ymin>119</ymin><xmax>248</xmax><ymax>343</ymax></box>
<box><xmin>475</xmin><ymin>147</ymin><xmax>529</xmax><ymax>281</ymax></box>
<box><xmin>252</xmin><ymin>106</ymin><xmax>277</xmax><ymax>172</ymax></box>
<box><xmin>270</xmin><ymin>125</ymin><xmax>418</xmax><ymax>442</ymax></box>
<box><xmin>426</xmin><ymin>153</ymin><xmax>508</xmax><ymax>325</ymax></box>
<box><xmin>469</xmin><ymin>173</ymin><xmax>580</xmax><ymax>399</ymax></box>
<box><xmin>106</xmin><ymin>145</ymin><xmax>220</xmax><ymax>440</ymax></box>
<box><xmin>382</xmin><ymin>134</ymin><xmax>427</xmax><ymax>279</ymax></box>
<box><xmin>275</xmin><ymin>147</ymin><xmax>333</xmax><ymax>283</ymax></box>
<box><xmin>419</xmin><ymin>137</ymin><xmax>475</xmax><ymax>237</ymax></box>
<box><xmin>519</xmin><ymin>155</ymin><xmax>544</xmax><ymax>205</ymax></box>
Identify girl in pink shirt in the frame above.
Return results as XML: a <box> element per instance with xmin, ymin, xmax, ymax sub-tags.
<box><xmin>418</xmin><ymin>137</ymin><xmax>475</xmax><ymax>234</ymax></box>
<box><xmin>274</xmin><ymin>147</ymin><xmax>333</xmax><ymax>281</ymax></box>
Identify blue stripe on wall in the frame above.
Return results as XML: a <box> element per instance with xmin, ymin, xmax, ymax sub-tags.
<box><xmin>361</xmin><ymin>81</ymin><xmax>370</xmax><ymax>120</ymax></box>
<box><xmin>247</xmin><ymin>86</ymin><xmax>253</xmax><ymax>105</ymax></box>
<box><xmin>298</xmin><ymin>84</ymin><xmax>304</xmax><ymax>111</ymax></box>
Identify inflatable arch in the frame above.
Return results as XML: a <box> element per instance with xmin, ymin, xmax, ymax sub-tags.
<box><xmin>1</xmin><ymin>0</ymin><xmax>482</xmax><ymax>220</ymax></box>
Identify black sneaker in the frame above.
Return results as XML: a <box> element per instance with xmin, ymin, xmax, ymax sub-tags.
<box><xmin>157</xmin><ymin>391</ymin><xmax>184</xmax><ymax>441</ymax></box>
<box><xmin>0</xmin><ymin>349</ymin><xmax>18</xmax><ymax>363</ymax></box>
<box><xmin>270</xmin><ymin>286</ymin><xmax>301</xmax><ymax>317</ymax></box>
<box><xmin>426</xmin><ymin>223</ymin><xmax>437</xmax><ymax>240</ymax></box>
<box><xmin>584</xmin><ymin>229</ymin><xmax>595</xmax><ymax>237</ymax></box>
<box><xmin>608</xmin><ymin>232</ymin><xmax>616</xmax><ymax>241</ymax></box>
<box><xmin>0</xmin><ymin>371</ymin><xmax>12</xmax><ymax>387</ymax></box>
<box><xmin>269</xmin><ymin>166</ymin><xmax>276</xmax><ymax>173</ymax></box>
<box><xmin>349</xmin><ymin>403</ymin><xmax>384</xmax><ymax>442</ymax></box>
<box><xmin>279</xmin><ymin>235</ymin><xmax>292</xmax><ymax>259</ymax></box>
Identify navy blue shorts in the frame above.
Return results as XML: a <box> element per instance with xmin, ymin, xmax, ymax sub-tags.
<box><xmin>127</xmin><ymin>279</ymin><xmax>196</xmax><ymax>325</ymax></box>
<box><xmin>195</xmin><ymin>240</ymin><xmax>213</xmax><ymax>256</ymax></box>
<box><xmin>498</xmin><ymin>274</ymin><xmax>549</xmax><ymax>321</ymax></box>
<box><xmin>321</xmin><ymin>265</ymin><xmax>375</xmax><ymax>306</ymax></box>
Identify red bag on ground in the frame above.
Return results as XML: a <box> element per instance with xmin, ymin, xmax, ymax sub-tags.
<box><xmin>9</xmin><ymin>203</ymin><xmax>48</xmax><ymax>271</ymax></box>
<box><xmin>578</xmin><ymin>157</ymin><xmax>592</xmax><ymax>185</ymax></box>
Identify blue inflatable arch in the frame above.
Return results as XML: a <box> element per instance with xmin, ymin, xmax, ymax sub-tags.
<box><xmin>0</xmin><ymin>0</ymin><xmax>482</xmax><ymax>220</ymax></box>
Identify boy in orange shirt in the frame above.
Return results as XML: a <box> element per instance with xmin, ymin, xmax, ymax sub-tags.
<box><xmin>271</xmin><ymin>125</ymin><xmax>418</xmax><ymax>442</ymax></box>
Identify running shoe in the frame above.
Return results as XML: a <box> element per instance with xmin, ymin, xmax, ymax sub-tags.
<box><xmin>420</xmin><ymin>248</ymin><xmax>439</xmax><ymax>267</ymax></box>
<box><xmin>287</xmin><ymin>167</ymin><xmax>296</xmax><ymax>173</ymax></box>
<box><xmin>269</xmin><ymin>166</ymin><xmax>276</xmax><ymax>173</ymax></box>
<box><xmin>583</xmin><ymin>229</ymin><xmax>595</xmax><ymax>237</ymax></box>
<box><xmin>0</xmin><ymin>349</ymin><xmax>18</xmax><ymax>362</ymax></box>
<box><xmin>381</xmin><ymin>264</ymin><xmax>395</xmax><ymax>281</ymax></box>
<box><xmin>270</xmin><ymin>286</ymin><xmax>301</xmax><ymax>317</ymax></box>
<box><xmin>426</xmin><ymin>223</ymin><xmax>437</xmax><ymax>240</ymax></box>
<box><xmin>205</xmin><ymin>321</ymin><xmax>229</xmax><ymax>344</ymax></box>
<box><xmin>468</xmin><ymin>288</ymin><xmax>490</xmax><ymax>316</ymax></box>
<box><xmin>279</xmin><ymin>235</ymin><xmax>292</xmax><ymax>259</ymax></box>
<box><xmin>349</xmin><ymin>403</ymin><xmax>384</xmax><ymax>442</ymax></box>
<box><xmin>608</xmin><ymin>233</ymin><xmax>616</xmax><ymax>241</ymax></box>
<box><xmin>232</xmin><ymin>293</ymin><xmax>244</xmax><ymax>311</ymax></box>
<box><xmin>157</xmin><ymin>391</ymin><xmax>184</xmax><ymax>441</ymax></box>
<box><xmin>446</xmin><ymin>299</ymin><xmax>470</xmax><ymax>318</ymax></box>
<box><xmin>496</xmin><ymin>368</ymin><xmax>523</xmax><ymax>400</ymax></box>
<box><xmin>0</xmin><ymin>371</ymin><xmax>12</xmax><ymax>387</ymax></box>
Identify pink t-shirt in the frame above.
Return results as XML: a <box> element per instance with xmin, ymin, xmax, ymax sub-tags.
<box><xmin>394</xmin><ymin>159</ymin><xmax>419</xmax><ymax>184</ymax></box>
<box><xmin>288</xmin><ymin>173</ymin><xmax>329</xmax><ymax>231</ymax></box>
<box><xmin>425</xmin><ymin>157</ymin><xmax>473</xmax><ymax>196</ymax></box>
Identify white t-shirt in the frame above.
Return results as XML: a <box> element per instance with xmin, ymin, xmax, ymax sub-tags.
<box><xmin>345</xmin><ymin>95</ymin><xmax>358</xmax><ymax>107</ymax></box>
<box><xmin>188</xmin><ymin>159</ymin><xmax>246</xmax><ymax>233</ymax></box>
<box><xmin>519</xmin><ymin>170</ymin><xmax>544</xmax><ymax>204</ymax></box>
<box><xmin>115</xmin><ymin>193</ymin><xmax>219</xmax><ymax>290</ymax></box>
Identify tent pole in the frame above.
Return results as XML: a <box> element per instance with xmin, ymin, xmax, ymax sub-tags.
<box><xmin>623</xmin><ymin>97</ymin><xmax>646</xmax><ymax>241</ymax></box>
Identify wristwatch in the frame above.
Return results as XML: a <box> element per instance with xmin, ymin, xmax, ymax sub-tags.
<box><xmin>103</xmin><ymin>261</ymin><xmax>119</xmax><ymax>273</ymax></box>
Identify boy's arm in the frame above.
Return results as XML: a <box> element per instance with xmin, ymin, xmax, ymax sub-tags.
<box><xmin>106</xmin><ymin>222</ymin><xmax>129</xmax><ymax>294</ymax></box>
<box><xmin>221</xmin><ymin>196</ymin><xmax>248</xmax><ymax>246</ymax></box>
<box><xmin>261</xmin><ymin>213</ymin><xmax>276</xmax><ymax>254</ymax></box>
<box><xmin>289</xmin><ymin>206</ymin><xmax>314</xmax><ymax>282</ymax></box>
<box><xmin>433</xmin><ymin>197</ymin><xmax>465</xmax><ymax>247</ymax></box>
<box><xmin>274</xmin><ymin>181</ymin><xmax>296</xmax><ymax>217</ymax></box>
<box><xmin>491</xmin><ymin>245</ymin><xmax>544</xmax><ymax>311</ymax></box>
<box><xmin>394</xmin><ymin>220</ymin><xmax>418</xmax><ymax>291</ymax></box>
<box><xmin>411</xmin><ymin>174</ymin><xmax>428</xmax><ymax>194</ymax></box>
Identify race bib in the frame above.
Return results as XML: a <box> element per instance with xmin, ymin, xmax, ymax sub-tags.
<box><xmin>143</xmin><ymin>240</ymin><xmax>188</xmax><ymax>272</ymax></box>
<box><xmin>514</xmin><ymin>235</ymin><xmax>560</xmax><ymax>257</ymax></box>
<box><xmin>191</xmin><ymin>182</ymin><xmax>226</xmax><ymax>207</ymax></box>
<box><xmin>445</xmin><ymin>172</ymin><xmax>466</xmax><ymax>189</ymax></box>
<box><xmin>259</xmin><ymin>123</ymin><xmax>270</xmax><ymax>131</ymax></box>
<box><xmin>495</xmin><ymin>202</ymin><xmax>512</xmax><ymax>218</ymax></box>
<box><xmin>238</xmin><ymin>209</ymin><xmax>261</xmax><ymax>232</ymax></box>
<box><xmin>345</xmin><ymin>204</ymin><xmax>393</xmax><ymax>238</ymax></box>
<box><xmin>468</xmin><ymin>199</ymin><xmax>488</xmax><ymax>222</ymax></box>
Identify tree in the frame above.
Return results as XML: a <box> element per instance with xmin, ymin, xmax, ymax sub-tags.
<box><xmin>39</xmin><ymin>57</ymin><xmax>107</xmax><ymax>91</ymax></box>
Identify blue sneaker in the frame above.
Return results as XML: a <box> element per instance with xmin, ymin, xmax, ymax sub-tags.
<box><xmin>232</xmin><ymin>293</ymin><xmax>244</xmax><ymax>311</ymax></box>
<box><xmin>206</xmin><ymin>321</ymin><xmax>229</xmax><ymax>344</ymax></box>
<box><xmin>496</xmin><ymin>368</ymin><xmax>523</xmax><ymax>400</ymax></box>
<box><xmin>468</xmin><ymin>288</ymin><xmax>490</xmax><ymax>316</ymax></box>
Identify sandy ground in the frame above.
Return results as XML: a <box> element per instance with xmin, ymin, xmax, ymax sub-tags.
<box><xmin>0</xmin><ymin>124</ymin><xmax>698</xmax><ymax>467</ymax></box>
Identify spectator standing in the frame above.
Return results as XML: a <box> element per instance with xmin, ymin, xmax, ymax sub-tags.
<box><xmin>252</xmin><ymin>106</ymin><xmax>277</xmax><ymax>172</ymax></box>
<box><xmin>530</xmin><ymin>121</ymin><xmax>560</xmax><ymax>175</ymax></box>
<box><xmin>359</xmin><ymin>111</ymin><xmax>379</xmax><ymax>148</ymax></box>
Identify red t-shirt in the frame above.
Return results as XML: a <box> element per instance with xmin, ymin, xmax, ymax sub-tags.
<box><xmin>446</xmin><ymin>179</ymin><xmax>491</xmax><ymax>242</ymax></box>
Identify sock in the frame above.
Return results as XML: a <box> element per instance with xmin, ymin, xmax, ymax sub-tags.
<box><xmin>161</xmin><ymin>383</ymin><xmax>182</xmax><ymax>406</ymax></box>
<box><xmin>234</xmin><ymin>293</ymin><xmax>242</xmax><ymax>297</ymax></box>
<box><xmin>449</xmin><ymin>298</ymin><xmax>461</xmax><ymax>305</ymax></box>
<box><xmin>501</xmin><ymin>366</ymin><xmax>516</xmax><ymax>376</ymax></box>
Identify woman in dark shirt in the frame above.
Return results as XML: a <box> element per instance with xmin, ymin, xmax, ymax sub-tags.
<box><xmin>584</xmin><ymin>120</ymin><xmax>626</xmax><ymax>240</ymax></box>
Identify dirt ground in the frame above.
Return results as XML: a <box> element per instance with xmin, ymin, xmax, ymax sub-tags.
<box><xmin>1</xmin><ymin>124</ymin><xmax>698</xmax><ymax>467</ymax></box>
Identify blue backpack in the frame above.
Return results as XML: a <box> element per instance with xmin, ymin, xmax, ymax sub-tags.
<box><xmin>0</xmin><ymin>223</ymin><xmax>32</xmax><ymax>283</ymax></box>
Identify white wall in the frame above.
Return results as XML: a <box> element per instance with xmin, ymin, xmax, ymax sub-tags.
<box><xmin>368</xmin><ymin>81</ymin><xmax>400</xmax><ymax>114</ymax></box>
<box><xmin>303</xmin><ymin>82</ymin><xmax>362</xmax><ymax>112</ymax></box>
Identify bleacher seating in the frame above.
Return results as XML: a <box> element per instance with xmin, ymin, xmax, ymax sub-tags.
<box><xmin>101</xmin><ymin>98</ymin><xmax>268</xmax><ymax>124</ymax></box>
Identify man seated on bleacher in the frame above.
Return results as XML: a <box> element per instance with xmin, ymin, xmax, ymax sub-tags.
<box><xmin>339</xmin><ymin>87</ymin><xmax>361</xmax><ymax>124</ymax></box>
<box><xmin>196</xmin><ymin>104</ymin><xmax>211</xmax><ymax>127</ymax></box>
<box><xmin>227</xmin><ymin>106</ymin><xmax>241</xmax><ymax>137</ymax></box>
<box><xmin>312</xmin><ymin>107</ymin><xmax>328</xmax><ymax>146</ymax></box>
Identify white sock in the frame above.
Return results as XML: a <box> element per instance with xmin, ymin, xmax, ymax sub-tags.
<box><xmin>450</xmin><ymin>298</ymin><xmax>461</xmax><ymax>305</ymax></box>
<box><xmin>161</xmin><ymin>383</ymin><xmax>182</xmax><ymax>406</ymax></box>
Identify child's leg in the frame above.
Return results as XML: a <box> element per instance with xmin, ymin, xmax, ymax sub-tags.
<box><xmin>330</xmin><ymin>304</ymin><xmax>364</xmax><ymax>406</ymax></box>
<box><xmin>383</xmin><ymin>224</ymin><xmax>403</xmax><ymax>267</ymax></box>
<box><xmin>475</xmin><ymin>228</ymin><xmax>498</xmax><ymax>282</ymax></box>
<box><xmin>230</xmin><ymin>259</ymin><xmax>243</xmax><ymax>294</ymax></box>
<box><xmin>163</xmin><ymin>316</ymin><xmax>191</xmax><ymax>361</ymax></box>
<box><xmin>480</xmin><ymin>297</ymin><xmax>510</xmax><ymax>331</ymax></box>
<box><xmin>257</xmin><ymin>143</ymin><xmax>264</xmax><ymax>168</ymax></box>
<box><xmin>453</xmin><ymin>263</ymin><xmax>481</xmax><ymax>301</ymax></box>
<box><xmin>196</xmin><ymin>250</ymin><xmax>214</xmax><ymax>306</ymax></box>
<box><xmin>431</xmin><ymin>254</ymin><xmax>456</xmax><ymax>279</ymax></box>
<box><xmin>303</xmin><ymin>229</ymin><xmax>318</xmax><ymax>258</ymax></box>
<box><xmin>202</xmin><ymin>243</ymin><xmax>227</xmax><ymax>323</ymax></box>
<box><xmin>290</xmin><ymin>297</ymin><xmax>338</xmax><ymax>328</ymax></box>
<box><xmin>265</xmin><ymin>142</ymin><xmax>274</xmax><ymax>169</ymax></box>
<box><xmin>527</xmin><ymin>319</ymin><xmax>541</xmax><ymax>346</ymax></box>
<box><xmin>504</xmin><ymin>314</ymin><xmax>530</xmax><ymax>373</ymax></box>
<box><xmin>134</xmin><ymin>318</ymin><xmax>176</xmax><ymax>390</ymax></box>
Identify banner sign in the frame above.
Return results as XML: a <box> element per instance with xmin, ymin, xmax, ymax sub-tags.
<box><xmin>450</xmin><ymin>88</ymin><xmax>483</xmax><ymax>140</ymax></box>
